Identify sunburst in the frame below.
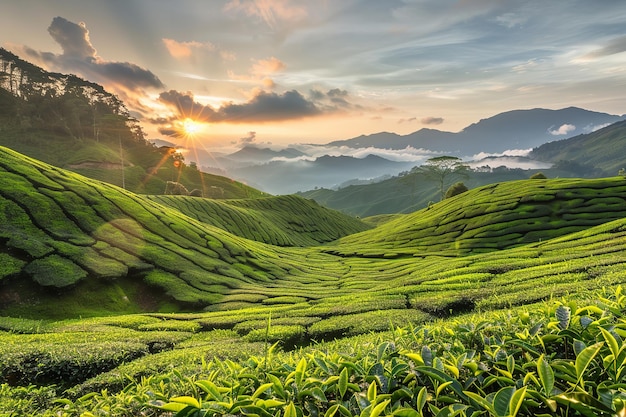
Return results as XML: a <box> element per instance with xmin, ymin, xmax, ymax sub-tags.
<box><xmin>181</xmin><ymin>118</ymin><xmax>201</xmax><ymax>136</ymax></box>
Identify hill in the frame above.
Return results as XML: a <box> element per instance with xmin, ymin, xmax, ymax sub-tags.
<box><xmin>5</xmin><ymin>148</ymin><xmax>626</xmax><ymax>415</ymax></box>
<box><xmin>224</xmin><ymin>145</ymin><xmax>306</xmax><ymax>163</ymax></box>
<box><xmin>330</xmin><ymin>176</ymin><xmax>626</xmax><ymax>256</ymax></box>
<box><xmin>145</xmin><ymin>194</ymin><xmax>370</xmax><ymax>247</ymax></box>
<box><xmin>0</xmin><ymin>47</ymin><xmax>261</xmax><ymax>199</ymax></box>
<box><xmin>227</xmin><ymin>154</ymin><xmax>414</xmax><ymax>194</ymax></box>
<box><xmin>0</xmin><ymin>146</ymin><xmax>367</xmax><ymax>317</ymax></box>
<box><xmin>3</xmin><ymin>146</ymin><xmax>626</xmax><ymax>320</ymax></box>
<box><xmin>298</xmin><ymin>166</ymin><xmax>579</xmax><ymax>217</ymax></box>
<box><xmin>530</xmin><ymin>119</ymin><xmax>626</xmax><ymax>175</ymax></box>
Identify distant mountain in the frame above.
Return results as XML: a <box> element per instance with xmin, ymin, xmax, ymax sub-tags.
<box><xmin>230</xmin><ymin>154</ymin><xmax>415</xmax><ymax>194</ymax></box>
<box><xmin>226</xmin><ymin>145</ymin><xmax>306</xmax><ymax>163</ymax></box>
<box><xmin>188</xmin><ymin>107</ymin><xmax>625</xmax><ymax>195</ymax></box>
<box><xmin>327</xmin><ymin>128</ymin><xmax>454</xmax><ymax>151</ymax></box>
<box><xmin>529</xmin><ymin>120</ymin><xmax>626</xmax><ymax>175</ymax></box>
<box><xmin>328</xmin><ymin>107</ymin><xmax>625</xmax><ymax>156</ymax></box>
<box><xmin>299</xmin><ymin>119</ymin><xmax>626</xmax><ymax>217</ymax></box>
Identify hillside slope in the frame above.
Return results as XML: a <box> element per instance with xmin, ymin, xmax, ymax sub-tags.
<box><xmin>147</xmin><ymin>194</ymin><xmax>369</xmax><ymax>247</ymax></box>
<box><xmin>530</xmin><ymin>119</ymin><xmax>626</xmax><ymax>175</ymax></box>
<box><xmin>3</xmin><ymin>146</ymin><xmax>626</xmax><ymax>320</ymax></box>
<box><xmin>0</xmin><ymin>147</ymin><xmax>358</xmax><ymax>316</ymax></box>
<box><xmin>298</xmin><ymin>168</ymin><xmax>570</xmax><ymax>217</ymax></box>
<box><xmin>0</xmin><ymin>47</ymin><xmax>262</xmax><ymax>199</ymax></box>
<box><xmin>330</xmin><ymin>176</ymin><xmax>626</xmax><ymax>256</ymax></box>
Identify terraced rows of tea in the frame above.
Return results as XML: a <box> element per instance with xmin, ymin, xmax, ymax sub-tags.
<box><xmin>4</xmin><ymin>146</ymin><xmax>626</xmax><ymax>415</ymax></box>
<box><xmin>145</xmin><ymin>194</ymin><xmax>370</xmax><ymax>247</ymax></box>
<box><xmin>331</xmin><ymin>177</ymin><xmax>626</xmax><ymax>256</ymax></box>
<box><xmin>2</xmin><ymin>145</ymin><xmax>626</xmax><ymax>322</ymax></box>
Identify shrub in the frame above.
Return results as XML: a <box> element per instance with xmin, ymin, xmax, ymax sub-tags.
<box><xmin>530</xmin><ymin>171</ymin><xmax>547</xmax><ymax>179</ymax></box>
<box><xmin>308</xmin><ymin>309</ymin><xmax>430</xmax><ymax>341</ymax></box>
<box><xmin>444</xmin><ymin>181</ymin><xmax>468</xmax><ymax>199</ymax></box>
<box><xmin>243</xmin><ymin>324</ymin><xmax>306</xmax><ymax>348</ymax></box>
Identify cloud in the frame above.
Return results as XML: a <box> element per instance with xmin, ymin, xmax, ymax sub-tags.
<box><xmin>471</xmin><ymin>149</ymin><xmax>533</xmax><ymax>160</ymax></box>
<box><xmin>548</xmin><ymin>123</ymin><xmax>576</xmax><ymax>135</ymax></box>
<box><xmin>155</xmin><ymin>89</ymin><xmax>323</xmax><ymax>124</ymax></box>
<box><xmin>398</xmin><ymin>117</ymin><xmax>417</xmax><ymax>124</ymax></box>
<box><xmin>239</xmin><ymin>131</ymin><xmax>257</xmax><ymax>144</ymax></box>
<box><xmin>224</xmin><ymin>0</ymin><xmax>307</xmax><ymax>29</ymax></box>
<box><xmin>292</xmin><ymin>144</ymin><xmax>438</xmax><ymax>163</ymax></box>
<box><xmin>583</xmin><ymin>122</ymin><xmax>611</xmax><ymax>133</ymax></box>
<box><xmin>421</xmin><ymin>116</ymin><xmax>444</xmax><ymax>125</ymax></box>
<box><xmin>251</xmin><ymin>56</ymin><xmax>286</xmax><ymax>75</ymax></box>
<box><xmin>467</xmin><ymin>155</ymin><xmax>552</xmax><ymax>170</ymax></box>
<box><xmin>494</xmin><ymin>12</ymin><xmax>527</xmax><ymax>29</ymax></box>
<box><xmin>48</xmin><ymin>18</ymin><xmax>96</xmax><ymax>58</ymax></box>
<box><xmin>162</xmin><ymin>38</ymin><xmax>215</xmax><ymax>59</ymax></box>
<box><xmin>227</xmin><ymin>56</ymin><xmax>286</xmax><ymax>88</ymax></box>
<box><xmin>24</xmin><ymin>17</ymin><xmax>164</xmax><ymax>92</ymax></box>
<box><xmin>582</xmin><ymin>35</ymin><xmax>626</xmax><ymax>60</ymax></box>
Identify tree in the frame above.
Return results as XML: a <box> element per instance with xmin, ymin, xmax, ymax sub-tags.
<box><xmin>530</xmin><ymin>172</ymin><xmax>547</xmax><ymax>179</ymax></box>
<box><xmin>419</xmin><ymin>156</ymin><xmax>469</xmax><ymax>201</ymax></box>
<box><xmin>445</xmin><ymin>182</ymin><xmax>468</xmax><ymax>199</ymax></box>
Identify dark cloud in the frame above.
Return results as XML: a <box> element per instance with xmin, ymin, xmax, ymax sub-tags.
<box><xmin>48</xmin><ymin>17</ymin><xmax>96</xmax><ymax>58</ymax></box>
<box><xmin>583</xmin><ymin>35</ymin><xmax>626</xmax><ymax>59</ymax></box>
<box><xmin>158</xmin><ymin>127</ymin><xmax>179</xmax><ymax>137</ymax></box>
<box><xmin>156</xmin><ymin>89</ymin><xmax>323</xmax><ymax>124</ymax></box>
<box><xmin>308</xmin><ymin>88</ymin><xmax>354</xmax><ymax>108</ymax></box>
<box><xmin>220</xmin><ymin>90</ymin><xmax>321</xmax><ymax>122</ymax></box>
<box><xmin>309</xmin><ymin>89</ymin><xmax>325</xmax><ymax>100</ymax></box>
<box><xmin>239</xmin><ymin>131</ymin><xmax>257</xmax><ymax>144</ymax></box>
<box><xmin>327</xmin><ymin>88</ymin><xmax>348</xmax><ymax>98</ymax></box>
<box><xmin>24</xmin><ymin>17</ymin><xmax>163</xmax><ymax>91</ymax></box>
<box><xmin>421</xmin><ymin>116</ymin><xmax>444</xmax><ymax>125</ymax></box>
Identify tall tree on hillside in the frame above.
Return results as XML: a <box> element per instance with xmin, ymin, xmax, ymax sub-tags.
<box><xmin>419</xmin><ymin>156</ymin><xmax>469</xmax><ymax>201</ymax></box>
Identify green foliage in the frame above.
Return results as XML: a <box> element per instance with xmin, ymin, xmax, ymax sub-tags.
<box><xmin>444</xmin><ymin>181</ymin><xmax>468</xmax><ymax>199</ymax></box>
<box><xmin>147</xmin><ymin>194</ymin><xmax>370</xmax><ymax>246</ymax></box>
<box><xmin>8</xmin><ymin>287</ymin><xmax>618</xmax><ymax>417</ymax></box>
<box><xmin>334</xmin><ymin>176</ymin><xmax>626</xmax><ymax>255</ymax></box>
<box><xmin>24</xmin><ymin>254</ymin><xmax>88</xmax><ymax>287</ymax></box>
<box><xmin>530</xmin><ymin>171</ymin><xmax>547</xmax><ymax>179</ymax></box>
<box><xmin>4</xmin><ymin>138</ymin><xmax>626</xmax><ymax>416</ymax></box>
<box><xmin>416</xmin><ymin>156</ymin><xmax>470</xmax><ymax>201</ymax></box>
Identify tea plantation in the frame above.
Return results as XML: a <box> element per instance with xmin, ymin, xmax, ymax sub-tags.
<box><xmin>2</xmin><ymin>146</ymin><xmax>626</xmax><ymax>416</ymax></box>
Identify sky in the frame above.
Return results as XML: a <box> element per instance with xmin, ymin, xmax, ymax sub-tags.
<box><xmin>2</xmin><ymin>0</ymin><xmax>626</xmax><ymax>150</ymax></box>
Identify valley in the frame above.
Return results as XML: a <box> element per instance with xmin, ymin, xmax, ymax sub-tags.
<box><xmin>3</xmin><ymin>144</ymin><xmax>626</xmax><ymax>415</ymax></box>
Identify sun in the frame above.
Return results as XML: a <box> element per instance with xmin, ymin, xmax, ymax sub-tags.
<box><xmin>181</xmin><ymin>118</ymin><xmax>201</xmax><ymax>136</ymax></box>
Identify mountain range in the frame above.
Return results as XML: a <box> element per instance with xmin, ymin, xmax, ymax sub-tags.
<box><xmin>299</xmin><ymin>120</ymin><xmax>626</xmax><ymax>216</ymax></box>
<box><xmin>192</xmin><ymin>107</ymin><xmax>625</xmax><ymax>195</ymax></box>
<box><xmin>327</xmin><ymin>107</ymin><xmax>624</xmax><ymax>155</ymax></box>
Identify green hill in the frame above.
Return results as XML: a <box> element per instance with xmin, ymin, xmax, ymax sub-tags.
<box><xmin>146</xmin><ymin>194</ymin><xmax>370</xmax><ymax>247</ymax></box>
<box><xmin>298</xmin><ymin>168</ymin><xmax>582</xmax><ymax>217</ymax></box>
<box><xmin>0</xmin><ymin>146</ymin><xmax>367</xmax><ymax>317</ymax></box>
<box><xmin>3</xmin><ymin>145</ymin><xmax>626</xmax><ymax>321</ymax></box>
<box><xmin>4</xmin><ymin>148</ymin><xmax>626</xmax><ymax>415</ymax></box>
<box><xmin>0</xmin><ymin>47</ymin><xmax>262</xmax><ymax>199</ymax></box>
<box><xmin>299</xmin><ymin>121</ymin><xmax>626</xmax><ymax>217</ymax></box>
<box><xmin>331</xmin><ymin>176</ymin><xmax>626</xmax><ymax>256</ymax></box>
<box><xmin>530</xmin><ymin>120</ymin><xmax>626</xmax><ymax>175</ymax></box>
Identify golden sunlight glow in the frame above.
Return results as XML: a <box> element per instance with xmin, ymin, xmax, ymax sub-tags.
<box><xmin>182</xmin><ymin>118</ymin><xmax>201</xmax><ymax>136</ymax></box>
